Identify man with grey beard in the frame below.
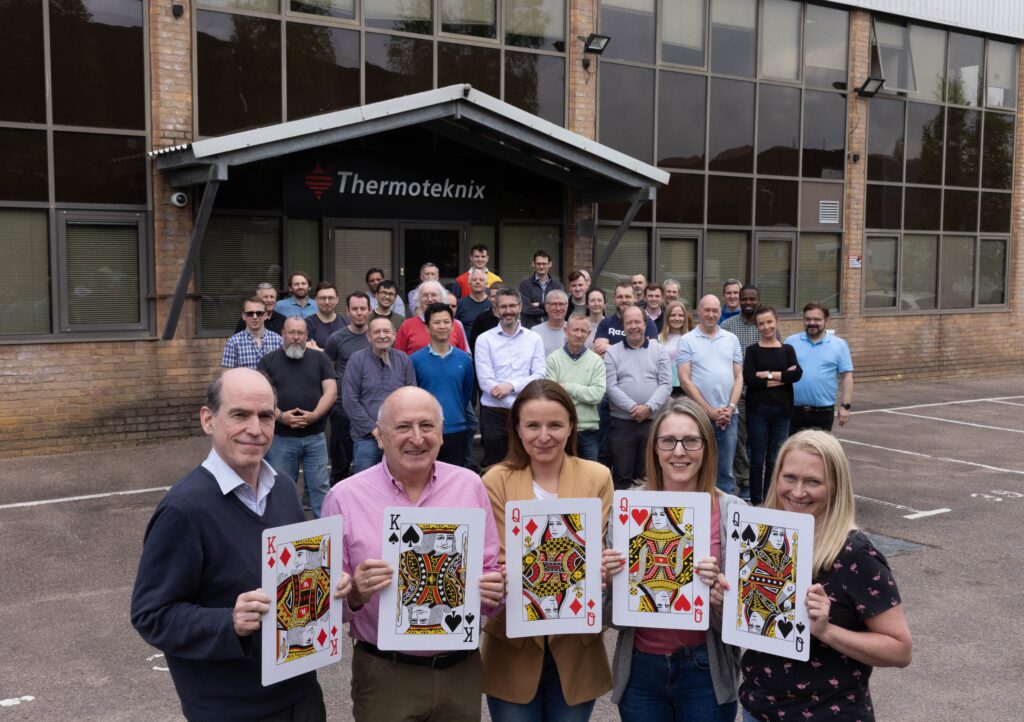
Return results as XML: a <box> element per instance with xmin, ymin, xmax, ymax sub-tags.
<box><xmin>258</xmin><ymin>316</ymin><xmax>336</xmax><ymax>517</ymax></box>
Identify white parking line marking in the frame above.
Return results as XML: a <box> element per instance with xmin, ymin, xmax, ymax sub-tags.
<box><xmin>989</xmin><ymin>399</ymin><xmax>1024</xmax><ymax>407</ymax></box>
<box><xmin>883</xmin><ymin>409</ymin><xmax>1024</xmax><ymax>434</ymax></box>
<box><xmin>152</xmin><ymin>666</ymin><xmax>170</xmax><ymax>672</ymax></box>
<box><xmin>146</xmin><ymin>653</ymin><xmax>165</xmax><ymax>661</ymax></box>
<box><xmin>840</xmin><ymin>438</ymin><xmax>1024</xmax><ymax>476</ymax></box>
<box><xmin>0</xmin><ymin>486</ymin><xmax>170</xmax><ymax>510</ymax></box>
<box><xmin>851</xmin><ymin>395</ymin><xmax>1024</xmax><ymax>414</ymax></box>
<box><xmin>853</xmin><ymin>494</ymin><xmax>950</xmax><ymax>519</ymax></box>
<box><xmin>903</xmin><ymin>509</ymin><xmax>951</xmax><ymax>520</ymax></box>
<box><xmin>0</xmin><ymin>696</ymin><xmax>35</xmax><ymax>707</ymax></box>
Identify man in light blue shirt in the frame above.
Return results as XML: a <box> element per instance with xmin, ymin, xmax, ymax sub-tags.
<box><xmin>275</xmin><ymin>271</ymin><xmax>317</xmax><ymax>319</ymax></box>
<box><xmin>785</xmin><ymin>302</ymin><xmax>854</xmax><ymax>435</ymax></box>
<box><xmin>676</xmin><ymin>295</ymin><xmax>743</xmax><ymax>494</ymax></box>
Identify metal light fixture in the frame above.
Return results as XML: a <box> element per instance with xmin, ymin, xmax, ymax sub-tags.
<box><xmin>578</xmin><ymin>33</ymin><xmax>611</xmax><ymax>72</ymax></box>
<box><xmin>171</xmin><ymin>2</ymin><xmax>184</xmax><ymax>18</ymax></box>
<box><xmin>856</xmin><ymin>75</ymin><xmax>885</xmax><ymax>98</ymax></box>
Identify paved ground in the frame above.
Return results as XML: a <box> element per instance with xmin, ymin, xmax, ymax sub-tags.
<box><xmin>2</xmin><ymin>374</ymin><xmax>1023</xmax><ymax>720</ymax></box>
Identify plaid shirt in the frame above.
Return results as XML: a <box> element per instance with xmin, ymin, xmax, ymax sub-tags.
<box><xmin>221</xmin><ymin>329</ymin><xmax>283</xmax><ymax>369</ymax></box>
<box><xmin>720</xmin><ymin>314</ymin><xmax>761</xmax><ymax>351</ymax></box>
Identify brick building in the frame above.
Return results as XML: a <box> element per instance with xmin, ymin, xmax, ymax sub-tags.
<box><xmin>1</xmin><ymin>0</ymin><xmax>1022</xmax><ymax>457</ymax></box>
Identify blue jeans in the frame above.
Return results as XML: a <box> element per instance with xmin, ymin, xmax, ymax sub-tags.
<box><xmin>267</xmin><ymin>433</ymin><xmax>329</xmax><ymax>518</ymax></box>
<box><xmin>619</xmin><ymin>646</ymin><xmax>737</xmax><ymax>722</ymax></box>
<box><xmin>713</xmin><ymin>413</ymin><xmax>738</xmax><ymax>495</ymax></box>
<box><xmin>577</xmin><ymin>428</ymin><xmax>600</xmax><ymax>462</ymax></box>
<box><xmin>742</xmin><ymin>711</ymin><xmax>760</xmax><ymax>722</ymax></box>
<box><xmin>487</xmin><ymin>648</ymin><xmax>595</xmax><ymax>722</ymax></box>
<box><xmin>746</xmin><ymin>404</ymin><xmax>790</xmax><ymax>505</ymax></box>
<box><xmin>351</xmin><ymin>436</ymin><xmax>383</xmax><ymax>474</ymax></box>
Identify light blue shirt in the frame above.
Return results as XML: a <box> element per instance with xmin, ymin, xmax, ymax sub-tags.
<box><xmin>475</xmin><ymin>324</ymin><xmax>546</xmax><ymax>409</ymax></box>
<box><xmin>202</xmin><ymin>448</ymin><xmax>277</xmax><ymax>516</ymax></box>
<box><xmin>676</xmin><ymin>326</ymin><xmax>742</xmax><ymax>408</ymax></box>
<box><xmin>784</xmin><ymin>331</ymin><xmax>854</xmax><ymax>407</ymax></box>
<box><xmin>275</xmin><ymin>296</ymin><xmax>317</xmax><ymax>319</ymax></box>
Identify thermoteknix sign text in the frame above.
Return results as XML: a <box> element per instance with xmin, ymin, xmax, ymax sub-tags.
<box><xmin>336</xmin><ymin>172</ymin><xmax>486</xmax><ymax>200</ymax></box>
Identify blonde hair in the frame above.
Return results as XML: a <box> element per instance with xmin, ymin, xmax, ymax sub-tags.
<box><xmin>659</xmin><ymin>300</ymin><xmax>695</xmax><ymax>343</ymax></box>
<box><xmin>643</xmin><ymin>399</ymin><xmax>720</xmax><ymax>506</ymax></box>
<box><xmin>763</xmin><ymin>430</ymin><xmax>857</xmax><ymax>576</ymax></box>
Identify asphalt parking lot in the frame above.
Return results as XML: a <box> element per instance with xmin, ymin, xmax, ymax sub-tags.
<box><xmin>1</xmin><ymin>373</ymin><xmax>1022</xmax><ymax>721</ymax></box>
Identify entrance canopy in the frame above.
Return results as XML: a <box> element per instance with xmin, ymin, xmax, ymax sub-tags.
<box><xmin>152</xmin><ymin>84</ymin><xmax>668</xmax><ymax>339</ymax></box>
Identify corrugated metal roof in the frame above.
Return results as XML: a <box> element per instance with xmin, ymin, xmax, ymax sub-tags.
<box><xmin>832</xmin><ymin>0</ymin><xmax>1024</xmax><ymax>39</ymax></box>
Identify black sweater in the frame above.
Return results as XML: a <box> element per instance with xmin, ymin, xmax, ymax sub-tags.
<box><xmin>742</xmin><ymin>343</ymin><xmax>803</xmax><ymax>414</ymax></box>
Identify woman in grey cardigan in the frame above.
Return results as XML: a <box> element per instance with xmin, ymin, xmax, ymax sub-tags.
<box><xmin>603</xmin><ymin>398</ymin><xmax>742</xmax><ymax>721</ymax></box>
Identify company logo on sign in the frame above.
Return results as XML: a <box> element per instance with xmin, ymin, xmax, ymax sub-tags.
<box><xmin>305</xmin><ymin>164</ymin><xmax>333</xmax><ymax>200</ymax></box>
<box><xmin>336</xmin><ymin>171</ymin><xmax>486</xmax><ymax>199</ymax></box>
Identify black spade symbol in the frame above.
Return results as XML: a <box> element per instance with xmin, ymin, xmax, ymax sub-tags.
<box><xmin>778</xmin><ymin>620</ymin><xmax>794</xmax><ymax>638</ymax></box>
<box><xmin>741</xmin><ymin>524</ymin><xmax>757</xmax><ymax>543</ymax></box>
<box><xmin>796</xmin><ymin>622</ymin><xmax>806</xmax><ymax>634</ymax></box>
<box><xmin>402</xmin><ymin>526</ymin><xmax>421</xmax><ymax>545</ymax></box>
<box><xmin>444</xmin><ymin>612</ymin><xmax>463</xmax><ymax>632</ymax></box>
<box><xmin>731</xmin><ymin>529</ymin><xmax>740</xmax><ymax>541</ymax></box>
<box><xmin>388</xmin><ymin>532</ymin><xmax>399</xmax><ymax>544</ymax></box>
<box><xmin>465</xmin><ymin>612</ymin><xmax>476</xmax><ymax>625</ymax></box>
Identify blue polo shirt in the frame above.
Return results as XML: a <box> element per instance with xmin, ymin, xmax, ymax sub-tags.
<box><xmin>676</xmin><ymin>326</ymin><xmax>742</xmax><ymax>408</ymax></box>
<box><xmin>275</xmin><ymin>296</ymin><xmax>317</xmax><ymax>319</ymax></box>
<box><xmin>784</xmin><ymin>331</ymin><xmax>854</xmax><ymax>407</ymax></box>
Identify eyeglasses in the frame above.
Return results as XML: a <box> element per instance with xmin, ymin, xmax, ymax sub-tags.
<box><xmin>242</xmin><ymin>311</ymin><xmax>266</xmax><ymax>318</ymax></box>
<box><xmin>654</xmin><ymin>435</ymin><xmax>705</xmax><ymax>452</ymax></box>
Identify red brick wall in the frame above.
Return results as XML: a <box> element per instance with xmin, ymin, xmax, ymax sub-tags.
<box><xmin>567</xmin><ymin>0</ymin><xmax>598</xmax><ymax>271</ymax></box>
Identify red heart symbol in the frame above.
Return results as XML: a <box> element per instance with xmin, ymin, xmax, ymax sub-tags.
<box><xmin>674</xmin><ymin>593</ymin><xmax>692</xmax><ymax>612</ymax></box>
<box><xmin>631</xmin><ymin>508</ymin><xmax>649</xmax><ymax>526</ymax></box>
<box><xmin>618</xmin><ymin>513</ymin><xmax>628</xmax><ymax>525</ymax></box>
<box><xmin>694</xmin><ymin>595</ymin><xmax>704</xmax><ymax>606</ymax></box>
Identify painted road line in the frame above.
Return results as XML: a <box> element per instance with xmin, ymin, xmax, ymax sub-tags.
<box><xmin>851</xmin><ymin>395</ymin><xmax>1024</xmax><ymax>414</ymax></box>
<box><xmin>903</xmin><ymin>508</ymin><xmax>952</xmax><ymax>520</ymax></box>
<box><xmin>146</xmin><ymin>653</ymin><xmax>165</xmax><ymax>661</ymax></box>
<box><xmin>0</xmin><ymin>486</ymin><xmax>170</xmax><ymax>510</ymax></box>
<box><xmin>840</xmin><ymin>438</ymin><xmax>1024</xmax><ymax>476</ymax></box>
<box><xmin>0</xmin><ymin>696</ymin><xmax>35</xmax><ymax>707</ymax></box>
<box><xmin>989</xmin><ymin>399</ymin><xmax>1024</xmax><ymax>407</ymax></box>
<box><xmin>853</xmin><ymin>494</ymin><xmax>951</xmax><ymax>520</ymax></box>
<box><xmin>883</xmin><ymin>409</ymin><xmax>1024</xmax><ymax>434</ymax></box>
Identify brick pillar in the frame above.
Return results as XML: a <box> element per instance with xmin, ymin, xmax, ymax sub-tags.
<box><xmin>150</xmin><ymin>1</ymin><xmax>196</xmax><ymax>339</ymax></box>
<box><xmin>1011</xmin><ymin>38</ymin><xmax>1024</xmax><ymax>313</ymax></box>
<box><xmin>843</xmin><ymin>9</ymin><xmax>871</xmax><ymax>319</ymax></box>
<box><xmin>565</xmin><ymin>0</ymin><xmax>598</xmax><ymax>273</ymax></box>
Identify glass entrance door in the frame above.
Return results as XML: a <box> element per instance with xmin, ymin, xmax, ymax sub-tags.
<box><xmin>401</xmin><ymin>224</ymin><xmax>464</xmax><ymax>300</ymax></box>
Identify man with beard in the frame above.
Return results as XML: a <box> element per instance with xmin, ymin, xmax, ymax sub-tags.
<box><xmin>784</xmin><ymin>302</ymin><xmax>854</xmax><ymax>435</ymax></box>
<box><xmin>275</xmin><ymin>272</ymin><xmax>317</xmax><ymax>319</ymax></box>
<box><xmin>259</xmin><ymin>317</ymin><xmax>336</xmax><ymax>517</ymax></box>
<box><xmin>234</xmin><ymin>282</ymin><xmax>286</xmax><ymax>334</ymax></box>
<box><xmin>305</xmin><ymin>282</ymin><xmax>344</xmax><ymax>350</ymax></box>
<box><xmin>324</xmin><ymin>293</ymin><xmax>372</xmax><ymax>483</ymax></box>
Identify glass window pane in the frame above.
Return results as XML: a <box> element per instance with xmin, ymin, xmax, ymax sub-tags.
<box><xmin>659</xmin><ymin>235</ymin><xmax>698</xmax><ymax>306</ymax></box>
<box><xmin>905</xmin><ymin>102</ymin><xmax>944</xmax><ymax>184</ymax></box>
<box><xmin>864</xmin><ymin>236</ymin><xmax>897</xmax><ymax>309</ymax></box>
<box><xmin>978</xmin><ymin>238</ymin><xmax>1007</xmax><ymax>304</ymax></box>
<box><xmin>707</xmin><ymin>176</ymin><xmax>752</xmax><ymax>225</ymax></box>
<box><xmin>982</xmin><ymin>112</ymin><xmax>1013</xmax><ymax>190</ymax></box>
<box><xmin>442</xmin><ymin>0</ymin><xmax>496</xmax><ymax>38</ymax></box>
<box><xmin>907</xmin><ymin>24</ymin><xmax>946</xmax><ymax>102</ymax></box>
<box><xmin>947</xmin><ymin>32</ymin><xmax>983</xmax><ymax>106</ymax></box>
<box><xmin>600</xmin><ymin>0</ymin><xmax>655</xmax><ymax>64</ymax></box>
<box><xmin>945</xmin><ymin>107</ymin><xmax>980</xmax><ymax>187</ymax></box>
<box><xmin>662</xmin><ymin>0</ymin><xmax>705</xmax><ymax>67</ymax></box>
<box><xmin>334</xmin><ymin>227</ymin><xmax>392</xmax><ymax>297</ymax></box>
<box><xmin>65</xmin><ymin>223</ymin><xmax>139</xmax><ymax>326</ymax></box>
<box><xmin>504</xmin><ymin>51</ymin><xmax>565</xmax><ymax>125</ymax></box>
<box><xmin>199</xmin><ymin>216</ymin><xmax>281</xmax><ymax>332</ymax></box>
<box><xmin>658</xmin><ymin>71</ymin><xmax>706</xmax><ymax>169</ymax></box>
<box><xmin>50</xmin><ymin>0</ymin><xmax>144</xmax><ymax>129</ymax></box>
<box><xmin>761</xmin><ymin>0</ymin><xmax>800</xmax><ymax>80</ymax></box>
<box><xmin>903</xmin><ymin>187</ymin><xmax>940</xmax><ymax>231</ymax></box>
<box><xmin>797</xmin><ymin>232</ymin><xmax>839</xmax><ymax>312</ymax></box>
<box><xmin>287</xmin><ymin>24</ymin><xmax>360</xmax><ymax>121</ymax></box>
<box><xmin>709</xmin><ymin>78</ymin><xmax>754</xmax><ymax>172</ymax></box>
<box><xmin>287</xmin><ymin>219</ymin><xmax>320</xmax><ymax>290</ymax></box>
<box><xmin>197</xmin><ymin>11</ymin><xmax>281</xmax><ymax>137</ymax></box>
<box><xmin>756</xmin><ymin>236</ymin><xmax>792</xmax><ymax>308</ymax></box>
<box><xmin>943</xmin><ymin>190</ymin><xmax>978</xmax><ymax>232</ymax></box>
<box><xmin>438</xmin><ymin>42</ymin><xmax>500</xmax><ymax>96</ymax></box>
<box><xmin>704</xmin><ymin>230</ymin><xmax>748</xmax><ymax>295</ymax></box>
<box><xmin>291</xmin><ymin>0</ymin><xmax>355</xmax><ymax>20</ymax></box>
<box><xmin>658</xmin><ymin>173</ymin><xmax>704</xmax><ymax>224</ymax></box>
<box><xmin>987</xmin><ymin>40</ymin><xmax>1016</xmax><ymax>109</ymax></box>
<box><xmin>803</xmin><ymin>4</ymin><xmax>847</xmax><ymax>89</ymax></box>
<box><xmin>711</xmin><ymin>0</ymin><xmax>756</xmax><ymax>77</ymax></box>
<box><xmin>874</xmin><ymin>19</ymin><xmax>915</xmax><ymax>92</ymax></box>
<box><xmin>939</xmin><ymin>235</ymin><xmax>974</xmax><ymax>308</ymax></box>
<box><xmin>802</xmin><ymin>90</ymin><xmax>845</xmax><ymax>179</ymax></box>
<box><xmin>980</xmin><ymin>192</ymin><xmax>1011</xmax><ymax>233</ymax></box>
<box><xmin>865</xmin><ymin>184</ymin><xmax>901</xmax><ymax>230</ymax></box>
<box><xmin>54</xmin><ymin>132</ymin><xmax>147</xmax><ymax>205</ymax></box>
<box><xmin>600</xmin><ymin>64</ymin><xmax>654</xmax><ymax>162</ymax></box>
<box><xmin>504</xmin><ymin>224</ymin><xmax>561</xmax><ymax>279</ymax></box>
<box><xmin>757</xmin><ymin>84</ymin><xmax>800</xmax><ymax>176</ymax></box>
<box><xmin>365</xmin><ymin>33</ymin><xmax>433</xmax><ymax>104</ymax></box>
<box><xmin>0</xmin><ymin>0</ymin><xmax>46</xmax><ymax>123</ymax></box>
<box><xmin>505</xmin><ymin>0</ymin><xmax>564</xmax><ymax>51</ymax></box>
<box><xmin>365</xmin><ymin>0</ymin><xmax>432</xmax><ymax>34</ymax></box>
<box><xmin>598</xmin><ymin>198</ymin><xmax>652</xmax><ymax>223</ymax></box>
<box><xmin>0</xmin><ymin>210</ymin><xmax>50</xmax><ymax>335</ymax></box>
<box><xmin>756</xmin><ymin>179</ymin><xmax>798</xmax><ymax>227</ymax></box>
<box><xmin>201</xmin><ymin>0</ymin><xmax>278</xmax><ymax>10</ymax></box>
<box><xmin>900</xmin><ymin>234</ymin><xmax>937</xmax><ymax>310</ymax></box>
<box><xmin>867</xmin><ymin>97</ymin><xmax>904</xmax><ymax>182</ymax></box>
<box><xmin>0</xmin><ymin>129</ymin><xmax>48</xmax><ymax>202</ymax></box>
<box><xmin>595</xmin><ymin>226</ymin><xmax>647</xmax><ymax>295</ymax></box>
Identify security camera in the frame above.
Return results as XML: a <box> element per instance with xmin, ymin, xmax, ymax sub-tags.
<box><xmin>170</xmin><ymin>192</ymin><xmax>189</xmax><ymax>208</ymax></box>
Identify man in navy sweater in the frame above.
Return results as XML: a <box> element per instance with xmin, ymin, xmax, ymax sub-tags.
<box><xmin>130</xmin><ymin>368</ymin><xmax>351</xmax><ymax>721</ymax></box>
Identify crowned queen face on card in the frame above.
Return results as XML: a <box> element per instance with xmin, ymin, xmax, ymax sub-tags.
<box><xmin>377</xmin><ymin>506</ymin><xmax>484</xmax><ymax>652</ymax></box>
<box><xmin>612</xmin><ymin>490</ymin><xmax>712</xmax><ymax>630</ymax></box>
<box><xmin>722</xmin><ymin>505</ymin><xmax>815</xmax><ymax>661</ymax></box>
<box><xmin>261</xmin><ymin>516</ymin><xmax>344</xmax><ymax>687</ymax></box>
<box><xmin>504</xmin><ymin>498</ymin><xmax>602</xmax><ymax>638</ymax></box>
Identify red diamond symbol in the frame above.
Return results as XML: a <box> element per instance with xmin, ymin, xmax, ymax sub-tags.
<box><xmin>525</xmin><ymin>519</ymin><xmax>538</xmax><ymax>535</ymax></box>
<box><xmin>587</xmin><ymin>599</ymin><xmax>595</xmax><ymax>609</ymax></box>
<box><xmin>267</xmin><ymin>557</ymin><xmax>275</xmax><ymax>568</ymax></box>
<box><xmin>279</xmin><ymin>548</ymin><xmax>292</xmax><ymax>566</ymax></box>
<box><xmin>331</xmin><ymin>626</ymin><xmax>338</xmax><ymax>636</ymax></box>
<box><xmin>305</xmin><ymin>164</ymin><xmax>333</xmax><ymax>200</ymax></box>
<box><xmin>317</xmin><ymin>629</ymin><xmax>328</xmax><ymax>646</ymax></box>
<box><xmin>569</xmin><ymin>599</ymin><xmax>582</xmax><ymax>615</ymax></box>
<box><xmin>512</xmin><ymin>525</ymin><xmax>520</xmax><ymax>536</ymax></box>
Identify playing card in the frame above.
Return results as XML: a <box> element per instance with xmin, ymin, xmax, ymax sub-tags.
<box><xmin>721</xmin><ymin>505</ymin><xmax>815</xmax><ymax>661</ymax></box>
<box><xmin>377</xmin><ymin>506</ymin><xmax>484</xmax><ymax>651</ymax></box>
<box><xmin>611</xmin><ymin>491</ymin><xmax>711</xmax><ymax>630</ymax></box>
<box><xmin>261</xmin><ymin>516</ymin><xmax>345</xmax><ymax>686</ymax></box>
<box><xmin>504</xmin><ymin>498</ymin><xmax>602</xmax><ymax>638</ymax></box>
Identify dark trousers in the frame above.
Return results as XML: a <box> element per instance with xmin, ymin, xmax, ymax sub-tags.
<box><xmin>609</xmin><ymin>416</ymin><xmax>652</xmax><ymax>490</ymax></box>
<box><xmin>480</xmin><ymin>406</ymin><xmax>509</xmax><ymax>468</ymax></box>
<box><xmin>597</xmin><ymin>395</ymin><xmax>612</xmax><ymax>467</ymax></box>
<box><xmin>747</xmin><ymin>403</ymin><xmax>791</xmax><ymax>506</ymax></box>
<box><xmin>328</xmin><ymin>406</ymin><xmax>353</xmax><ymax>484</ymax></box>
<box><xmin>789</xmin><ymin>405</ymin><xmax>835</xmax><ymax>436</ymax></box>
<box><xmin>439</xmin><ymin>431</ymin><xmax>469</xmax><ymax>467</ymax></box>
<box><xmin>254</xmin><ymin>681</ymin><xmax>326</xmax><ymax>721</ymax></box>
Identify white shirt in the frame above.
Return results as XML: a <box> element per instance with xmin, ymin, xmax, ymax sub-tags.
<box><xmin>474</xmin><ymin>324</ymin><xmax>546</xmax><ymax>409</ymax></box>
<box><xmin>202</xmin><ymin>448</ymin><xmax>277</xmax><ymax>516</ymax></box>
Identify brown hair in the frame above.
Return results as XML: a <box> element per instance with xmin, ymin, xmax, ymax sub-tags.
<box><xmin>643</xmin><ymin>398</ymin><xmax>719</xmax><ymax>499</ymax></box>
<box><xmin>802</xmin><ymin>301</ymin><xmax>830</xmax><ymax>319</ymax></box>
<box><xmin>499</xmin><ymin>379</ymin><xmax>579</xmax><ymax>470</ymax></box>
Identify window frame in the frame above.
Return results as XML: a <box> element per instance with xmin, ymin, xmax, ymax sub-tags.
<box><xmin>871</xmin><ymin>17</ymin><xmax>918</xmax><ymax>95</ymax></box>
<box><xmin>753</xmin><ymin>230</ymin><xmax>795</xmax><ymax>312</ymax></box>
<box><xmin>654</xmin><ymin>227</ymin><xmax>703</xmax><ymax>305</ymax></box>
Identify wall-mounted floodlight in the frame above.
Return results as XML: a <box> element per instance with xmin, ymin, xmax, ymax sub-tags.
<box><xmin>856</xmin><ymin>75</ymin><xmax>885</xmax><ymax>98</ymax></box>
<box><xmin>578</xmin><ymin>33</ymin><xmax>612</xmax><ymax>73</ymax></box>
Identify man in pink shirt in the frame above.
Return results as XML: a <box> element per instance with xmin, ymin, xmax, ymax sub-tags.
<box><xmin>321</xmin><ymin>386</ymin><xmax>503</xmax><ymax>721</ymax></box>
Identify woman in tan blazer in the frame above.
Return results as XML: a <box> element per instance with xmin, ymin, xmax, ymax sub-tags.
<box><xmin>481</xmin><ymin>379</ymin><xmax>613</xmax><ymax>721</ymax></box>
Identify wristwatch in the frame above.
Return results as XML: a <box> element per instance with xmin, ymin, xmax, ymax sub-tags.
<box><xmin>767</xmin><ymin>371</ymin><xmax>774</xmax><ymax>380</ymax></box>
<box><xmin>840</xmin><ymin>403</ymin><xmax>852</xmax><ymax>410</ymax></box>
